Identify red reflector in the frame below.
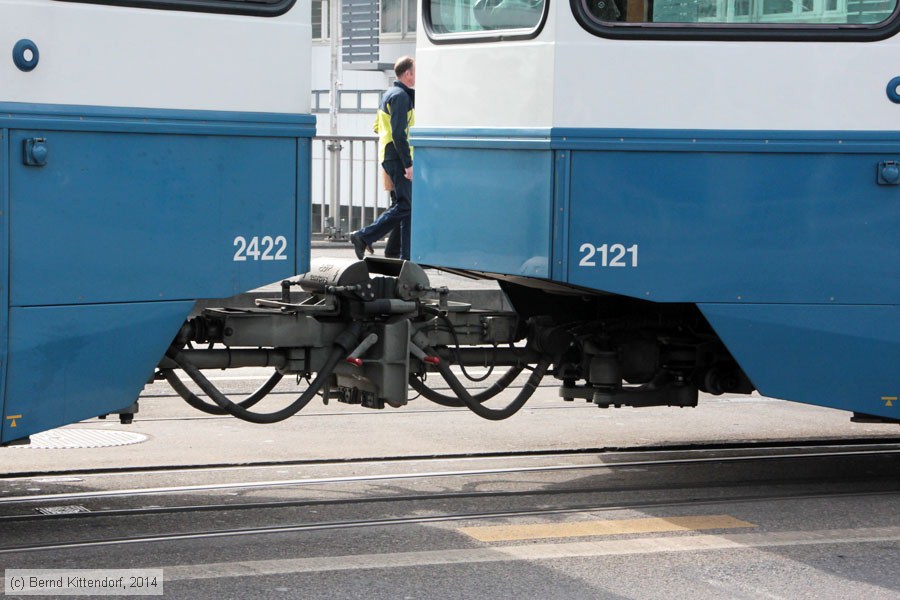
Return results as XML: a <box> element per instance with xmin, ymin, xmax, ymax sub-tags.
<box><xmin>346</xmin><ymin>357</ymin><xmax>363</xmax><ymax>367</ymax></box>
<box><xmin>424</xmin><ymin>356</ymin><xmax>441</xmax><ymax>365</ymax></box>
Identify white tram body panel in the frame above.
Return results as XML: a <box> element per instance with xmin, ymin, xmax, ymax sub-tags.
<box><xmin>417</xmin><ymin>39</ymin><xmax>557</xmax><ymax>127</ymax></box>
<box><xmin>1</xmin><ymin>0</ymin><xmax>310</xmax><ymax>113</ymax></box>
<box><xmin>418</xmin><ymin>2</ymin><xmax>900</xmax><ymax>131</ymax></box>
<box><xmin>551</xmin><ymin>37</ymin><xmax>894</xmax><ymax>131</ymax></box>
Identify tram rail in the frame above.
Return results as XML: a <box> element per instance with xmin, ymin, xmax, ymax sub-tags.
<box><xmin>2</xmin><ymin>443</ymin><xmax>899</xmax><ymax>539</ymax></box>
<box><xmin>2</xmin><ymin>487</ymin><xmax>898</xmax><ymax>555</ymax></box>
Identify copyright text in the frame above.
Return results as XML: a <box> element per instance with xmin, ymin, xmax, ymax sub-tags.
<box><xmin>4</xmin><ymin>570</ymin><xmax>163</xmax><ymax>596</ymax></box>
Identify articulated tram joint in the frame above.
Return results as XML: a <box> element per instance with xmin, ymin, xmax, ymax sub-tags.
<box><xmin>157</xmin><ymin>257</ymin><xmax>756</xmax><ymax>423</ymax></box>
<box><xmin>159</xmin><ymin>258</ymin><xmax>545</xmax><ymax>421</ymax></box>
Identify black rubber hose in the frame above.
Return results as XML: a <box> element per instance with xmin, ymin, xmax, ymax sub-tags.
<box><xmin>409</xmin><ymin>365</ymin><xmax>525</xmax><ymax>407</ymax></box>
<box><xmin>170</xmin><ymin>324</ymin><xmax>362</xmax><ymax>424</ymax></box>
<box><xmin>172</xmin><ymin>349</ymin><xmax>342</xmax><ymax>424</ymax></box>
<box><xmin>423</xmin><ymin>351</ymin><xmax>552</xmax><ymax>421</ymax></box>
<box><xmin>161</xmin><ymin>369</ymin><xmax>283</xmax><ymax>415</ymax></box>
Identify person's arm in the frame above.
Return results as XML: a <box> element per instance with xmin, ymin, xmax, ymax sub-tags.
<box><xmin>389</xmin><ymin>93</ymin><xmax>413</xmax><ymax>169</ymax></box>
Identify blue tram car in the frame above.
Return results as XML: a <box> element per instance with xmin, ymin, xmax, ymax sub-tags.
<box><xmin>2</xmin><ymin>0</ymin><xmax>898</xmax><ymax>446</ymax></box>
<box><xmin>412</xmin><ymin>0</ymin><xmax>900</xmax><ymax>419</ymax></box>
<box><xmin>0</xmin><ymin>0</ymin><xmax>315</xmax><ymax>443</ymax></box>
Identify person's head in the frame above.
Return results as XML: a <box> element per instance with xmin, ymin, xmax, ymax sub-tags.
<box><xmin>395</xmin><ymin>56</ymin><xmax>415</xmax><ymax>88</ymax></box>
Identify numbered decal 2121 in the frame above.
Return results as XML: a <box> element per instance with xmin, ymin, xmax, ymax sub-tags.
<box><xmin>578</xmin><ymin>243</ymin><xmax>638</xmax><ymax>268</ymax></box>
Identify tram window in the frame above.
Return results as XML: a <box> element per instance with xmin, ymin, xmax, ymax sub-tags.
<box><xmin>582</xmin><ymin>0</ymin><xmax>897</xmax><ymax>25</ymax></box>
<box><xmin>53</xmin><ymin>0</ymin><xmax>296</xmax><ymax>17</ymax></box>
<box><xmin>429</xmin><ymin>0</ymin><xmax>546</xmax><ymax>33</ymax></box>
<box><xmin>313</xmin><ymin>0</ymin><xmax>330</xmax><ymax>39</ymax></box>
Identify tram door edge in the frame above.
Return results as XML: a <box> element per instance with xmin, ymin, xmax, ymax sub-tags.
<box><xmin>0</xmin><ymin>127</ymin><xmax>8</xmax><ymax>442</ymax></box>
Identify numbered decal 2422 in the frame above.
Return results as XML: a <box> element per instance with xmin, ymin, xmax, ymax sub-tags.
<box><xmin>233</xmin><ymin>236</ymin><xmax>289</xmax><ymax>261</ymax></box>
<box><xmin>578</xmin><ymin>243</ymin><xmax>638</xmax><ymax>268</ymax></box>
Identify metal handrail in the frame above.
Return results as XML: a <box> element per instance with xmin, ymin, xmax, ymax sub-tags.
<box><xmin>311</xmin><ymin>134</ymin><xmax>386</xmax><ymax>239</ymax></box>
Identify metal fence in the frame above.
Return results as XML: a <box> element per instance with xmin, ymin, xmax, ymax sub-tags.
<box><xmin>311</xmin><ymin>135</ymin><xmax>389</xmax><ymax>239</ymax></box>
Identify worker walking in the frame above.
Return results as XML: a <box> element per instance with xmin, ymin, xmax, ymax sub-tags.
<box><xmin>351</xmin><ymin>56</ymin><xmax>415</xmax><ymax>261</ymax></box>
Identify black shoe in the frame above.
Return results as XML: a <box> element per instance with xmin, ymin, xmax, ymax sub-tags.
<box><xmin>350</xmin><ymin>232</ymin><xmax>366</xmax><ymax>260</ymax></box>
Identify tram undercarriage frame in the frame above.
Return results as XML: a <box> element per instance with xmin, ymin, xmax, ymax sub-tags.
<box><xmin>156</xmin><ymin>258</ymin><xmax>754</xmax><ymax>423</ymax></box>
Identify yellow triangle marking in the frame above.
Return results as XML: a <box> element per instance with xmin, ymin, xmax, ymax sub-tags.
<box><xmin>5</xmin><ymin>414</ymin><xmax>22</xmax><ymax>428</ymax></box>
<box><xmin>883</xmin><ymin>397</ymin><xmax>897</xmax><ymax>407</ymax></box>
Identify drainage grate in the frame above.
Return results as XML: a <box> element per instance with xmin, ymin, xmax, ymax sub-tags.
<box><xmin>35</xmin><ymin>505</ymin><xmax>91</xmax><ymax>515</ymax></box>
<box><xmin>10</xmin><ymin>429</ymin><xmax>148</xmax><ymax>449</ymax></box>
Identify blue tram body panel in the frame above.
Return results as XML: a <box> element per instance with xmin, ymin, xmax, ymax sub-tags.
<box><xmin>2</xmin><ymin>303</ymin><xmax>194</xmax><ymax>441</ymax></box>
<box><xmin>699</xmin><ymin>304</ymin><xmax>900</xmax><ymax>416</ymax></box>
<box><xmin>561</xmin><ymin>130</ymin><xmax>900</xmax><ymax>304</ymax></box>
<box><xmin>0</xmin><ymin>128</ymin><xmax>9</xmax><ymax>441</ymax></box>
<box><xmin>413</xmin><ymin>128</ymin><xmax>900</xmax><ymax>420</ymax></box>
<box><xmin>0</xmin><ymin>104</ymin><xmax>315</xmax><ymax>443</ymax></box>
<box><xmin>10</xmin><ymin>129</ymin><xmax>300</xmax><ymax>305</ymax></box>
<box><xmin>412</xmin><ymin>131</ymin><xmax>554</xmax><ymax>277</ymax></box>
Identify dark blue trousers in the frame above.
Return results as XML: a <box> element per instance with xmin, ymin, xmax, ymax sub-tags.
<box><xmin>357</xmin><ymin>159</ymin><xmax>411</xmax><ymax>260</ymax></box>
<box><xmin>384</xmin><ymin>194</ymin><xmax>401</xmax><ymax>259</ymax></box>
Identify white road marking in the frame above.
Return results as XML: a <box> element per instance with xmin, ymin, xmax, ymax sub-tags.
<box><xmin>144</xmin><ymin>526</ymin><xmax>900</xmax><ymax>581</ymax></box>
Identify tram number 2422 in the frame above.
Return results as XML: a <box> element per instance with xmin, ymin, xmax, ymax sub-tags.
<box><xmin>233</xmin><ymin>235</ymin><xmax>289</xmax><ymax>261</ymax></box>
<box><xmin>578</xmin><ymin>243</ymin><xmax>639</xmax><ymax>268</ymax></box>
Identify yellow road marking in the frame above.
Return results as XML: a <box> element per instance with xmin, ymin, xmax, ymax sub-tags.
<box><xmin>458</xmin><ymin>515</ymin><xmax>755</xmax><ymax>542</ymax></box>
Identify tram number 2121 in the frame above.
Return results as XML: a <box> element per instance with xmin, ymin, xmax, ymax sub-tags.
<box><xmin>578</xmin><ymin>243</ymin><xmax>639</xmax><ymax>268</ymax></box>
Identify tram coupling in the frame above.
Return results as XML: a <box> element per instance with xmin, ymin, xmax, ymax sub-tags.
<box><xmin>157</xmin><ymin>258</ymin><xmax>551</xmax><ymax>422</ymax></box>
